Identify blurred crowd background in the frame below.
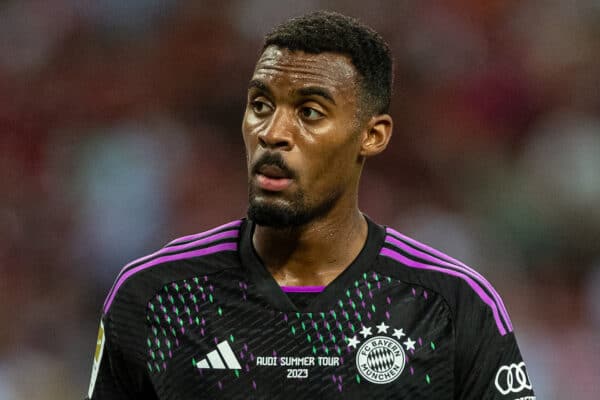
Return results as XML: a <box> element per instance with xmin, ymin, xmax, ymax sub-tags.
<box><xmin>1</xmin><ymin>0</ymin><xmax>599</xmax><ymax>398</ymax></box>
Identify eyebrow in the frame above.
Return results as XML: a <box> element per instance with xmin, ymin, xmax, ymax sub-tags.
<box><xmin>247</xmin><ymin>80</ymin><xmax>336</xmax><ymax>105</ymax></box>
<box><xmin>297</xmin><ymin>86</ymin><xmax>336</xmax><ymax>105</ymax></box>
<box><xmin>248</xmin><ymin>79</ymin><xmax>271</xmax><ymax>96</ymax></box>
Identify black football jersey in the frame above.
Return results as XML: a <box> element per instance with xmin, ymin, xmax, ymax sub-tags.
<box><xmin>85</xmin><ymin>218</ymin><xmax>535</xmax><ymax>399</ymax></box>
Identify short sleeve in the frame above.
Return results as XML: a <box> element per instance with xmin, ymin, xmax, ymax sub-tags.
<box><xmin>453</xmin><ymin>281</ymin><xmax>535</xmax><ymax>400</ymax></box>
<box><xmin>85</xmin><ymin>314</ymin><xmax>156</xmax><ymax>400</ymax></box>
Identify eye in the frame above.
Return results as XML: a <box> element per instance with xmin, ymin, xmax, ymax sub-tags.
<box><xmin>251</xmin><ymin>100</ymin><xmax>272</xmax><ymax>116</ymax></box>
<box><xmin>299</xmin><ymin>107</ymin><xmax>324</xmax><ymax>121</ymax></box>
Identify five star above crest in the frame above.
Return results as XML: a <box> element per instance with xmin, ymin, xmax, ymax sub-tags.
<box><xmin>376</xmin><ymin>322</ymin><xmax>389</xmax><ymax>333</ymax></box>
<box><xmin>392</xmin><ymin>328</ymin><xmax>405</xmax><ymax>339</ymax></box>
<box><xmin>359</xmin><ymin>325</ymin><xmax>373</xmax><ymax>338</ymax></box>
<box><xmin>403</xmin><ymin>337</ymin><xmax>416</xmax><ymax>351</ymax></box>
<box><xmin>345</xmin><ymin>322</ymin><xmax>419</xmax><ymax>352</ymax></box>
<box><xmin>347</xmin><ymin>335</ymin><xmax>360</xmax><ymax>349</ymax></box>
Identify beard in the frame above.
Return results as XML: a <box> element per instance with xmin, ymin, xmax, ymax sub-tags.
<box><xmin>247</xmin><ymin>151</ymin><xmax>339</xmax><ymax>228</ymax></box>
<box><xmin>247</xmin><ymin>185</ymin><xmax>339</xmax><ymax>229</ymax></box>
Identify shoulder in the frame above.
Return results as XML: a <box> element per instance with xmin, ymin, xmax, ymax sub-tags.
<box><xmin>102</xmin><ymin>219</ymin><xmax>244</xmax><ymax>316</ymax></box>
<box><xmin>377</xmin><ymin>225</ymin><xmax>513</xmax><ymax>336</ymax></box>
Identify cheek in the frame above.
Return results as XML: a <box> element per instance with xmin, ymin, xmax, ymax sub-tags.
<box><xmin>316</xmin><ymin>128</ymin><xmax>361</xmax><ymax>165</ymax></box>
<box><xmin>242</xmin><ymin>117</ymin><xmax>257</xmax><ymax>161</ymax></box>
<box><xmin>307</xmin><ymin>143</ymin><xmax>358</xmax><ymax>187</ymax></box>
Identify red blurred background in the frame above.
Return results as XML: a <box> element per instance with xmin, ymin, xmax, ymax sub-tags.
<box><xmin>1</xmin><ymin>1</ymin><xmax>599</xmax><ymax>398</ymax></box>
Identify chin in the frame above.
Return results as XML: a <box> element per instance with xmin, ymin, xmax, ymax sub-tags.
<box><xmin>247</xmin><ymin>200</ymin><xmax>304</xmax><ymax>228</ymax></box>
<box><xmin>247</xmin><ymin>188</ymin><xmax>338</xmax><ymax>229</ymax></box>
<box><xmin>248</xmin><ymin>186</ymin><xmax>306</xmax><ymax>228</ymax></box>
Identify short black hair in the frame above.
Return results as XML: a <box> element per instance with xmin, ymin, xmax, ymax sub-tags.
<box><xmin>263</xmin><ymin>10</ymin><xmax>393</xmax><ymax>118</ymax></box>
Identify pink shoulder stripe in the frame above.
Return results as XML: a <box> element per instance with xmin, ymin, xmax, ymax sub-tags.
<box><xmin>380</xmin><ymin>247</ymin><xmax>508</xmax><ymax>336</ymax></box>
<box><xmin>115</xmin><ymin>229</ymin><xmax>239</xmax><ymax>279</ymax></box>
<box><xmin>102</xmin><ymin>227</ymin><xmax>240</xmax><ymax>313</ymax></box>
<box><xmin>167</xmin><ymin>220</ymin><xmax>242</xmax><ymax>246</ymax></box>
<box><xmin>385</xmin><ymin>228</ymin><xmax>513</xmax><ymax>331</ymax></box>
<box><xmin>386</xmin><ymin>227</ymin><xmax>469</xmax><ymax>268</ymax></box>
<box><xmin>103</xmin><ymin>242</ymin><xmax>237</xmax><ymax>314</ymax></box>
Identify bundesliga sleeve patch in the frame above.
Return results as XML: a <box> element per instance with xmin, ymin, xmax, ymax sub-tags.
<box><xmin>88</xmin><ymin>320</ymin><xmax>106</xmax><ymax>398</ymax></box>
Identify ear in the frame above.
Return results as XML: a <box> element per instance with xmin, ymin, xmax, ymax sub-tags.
<box><xmin>359</xmin><ymin>114</ymin><xmax>393</xmax><ymax>157</ymax></box>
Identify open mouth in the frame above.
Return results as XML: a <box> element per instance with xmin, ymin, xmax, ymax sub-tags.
<box><xmin>255</xmin><ymin>165</ymin><xmax>293</xmax><ymax>192</ymax></box>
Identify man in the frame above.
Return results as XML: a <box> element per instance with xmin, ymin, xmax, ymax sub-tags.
<box><xmin>86</xmin><ymin>11</ymin><xmax>535</xmax><ymax>399</ymax></box>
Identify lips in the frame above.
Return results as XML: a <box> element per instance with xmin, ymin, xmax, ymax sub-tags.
<box><xmin>256</xmin><ymin>175</ymin><xmax>292</xmax><ymax>191</ymax></box>
<box><xmin>255</xmin><ymin>165</ymin><xmax>293</xmax><ymax>192</ymax></box>
<box><xmin>258</xmin><ymin>165</ymin><xmax>290</xmax><ymax>179</ymax></box>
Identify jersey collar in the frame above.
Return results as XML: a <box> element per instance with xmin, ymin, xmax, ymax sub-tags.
<box><xmin>239</xmin><ymin>216</ymin><xmax>386</xmax><ymax>311</ymax></box>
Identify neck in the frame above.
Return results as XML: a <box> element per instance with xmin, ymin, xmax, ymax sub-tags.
<box><xmin>252</xmin><ymin>206</ymin><xmax>368</xmax><ymax>287</ymax></box>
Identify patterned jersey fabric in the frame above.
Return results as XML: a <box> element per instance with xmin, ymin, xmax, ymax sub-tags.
<box><xmin>86</xmin><ymin>218</ymin><xmax>535</xmax><ymax>399</ymax></box>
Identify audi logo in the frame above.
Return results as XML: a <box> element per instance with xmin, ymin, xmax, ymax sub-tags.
<box><xmin>494</xmin><ymin>362</ymin><xmax>532</xmax><ymax>395</ymax></box>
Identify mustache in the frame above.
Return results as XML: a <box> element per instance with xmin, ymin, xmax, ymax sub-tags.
<box><xmin>251</xmin><ymin>152</ymin><xmax>296</xmax><ymax>179</ymax></box>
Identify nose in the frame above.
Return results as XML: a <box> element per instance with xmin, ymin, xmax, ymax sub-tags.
<box><xmin>258</xmin><ymin>108</ymin><xmax>295</xmax><ymax>151</ymax></box>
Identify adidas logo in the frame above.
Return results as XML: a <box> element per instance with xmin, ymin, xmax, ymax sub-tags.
<box><xmin>195</xmin><ymin>341</ymin><xmax>241</xmax><ymax>370</ymax></box>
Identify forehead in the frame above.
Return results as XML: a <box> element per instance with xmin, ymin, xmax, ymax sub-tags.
<box><xmin>250</xmin><ymin>46</ymin><xmax>359</xmax><ymax>98</ymax></box>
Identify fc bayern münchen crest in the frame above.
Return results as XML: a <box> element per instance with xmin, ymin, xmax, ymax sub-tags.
<box><xmin>355</xmin><ymin>335</ymin><xmax>406</xmax><ymax>384</ymax></box>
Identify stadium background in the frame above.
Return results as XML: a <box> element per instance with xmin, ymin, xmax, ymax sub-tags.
<box><xmin>1</xmin><ymin>1</ymin><xmax>599</xmax><ymax>398</ymax></box>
